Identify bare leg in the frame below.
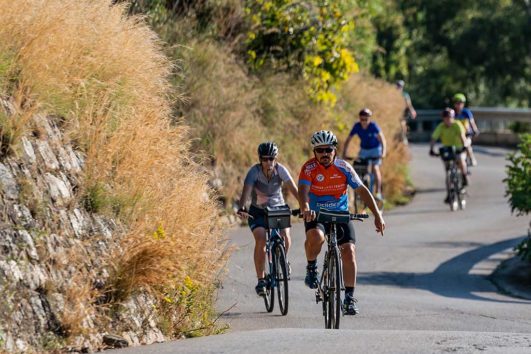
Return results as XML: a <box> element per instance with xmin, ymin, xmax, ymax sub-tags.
<box><xmin>280</xmin><ymin>228</ymin><xmax>291</xmax><ymax>255</ymax></box>
<box><xmin>340</xmin><ymin>243</ymin><xmax>357</xmax><ymax>287</ymax></box>
<box><xmin>252</xmin><ymin>227</ymin><xmax>267</xmax><ymax>278</ymax></box>
<box><xmin>373</xmin><ymin>165</ymin><xmax>382</xmax><ymax>195</ymax></box>
<box><xmin>305</xmin><ymin>228</ymin><xmax>325</xmax><ymax>261</ymax></box>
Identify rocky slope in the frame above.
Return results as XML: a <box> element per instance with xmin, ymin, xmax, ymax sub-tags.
<box><xmin>0</xmin><ymin>98</ymin><xmax>167</xmax><ymax>352</ymax></box>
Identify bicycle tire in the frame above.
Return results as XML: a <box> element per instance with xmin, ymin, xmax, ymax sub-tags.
<box><xmin>274</xmin><ymin>244</ymin><xmax>289</xmax><ymax>316</ymax></box>
<box><xmin>263</xmin><ymin>252</ymin><xmax>275</xmax><ymax>313</ymax></box>
<box><xmin>447</xmin><ymin>168</ymin><xmax>458</xmax><ymax>211</ymax></box>
<box><xmin>326</xmin><ymin>249</ymin><xmax>341</xmax><ymax>329</ymax></box>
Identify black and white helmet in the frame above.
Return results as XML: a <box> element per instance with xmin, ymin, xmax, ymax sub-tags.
<box><xmin>311</xmin><ymin>130</ymin><xmax>338</xmax><ymax>148</ymax></box>
<box><xmin>257</xmin><ymin>141</ymin><xmax>279</xmax><ymax>157</ymax></box>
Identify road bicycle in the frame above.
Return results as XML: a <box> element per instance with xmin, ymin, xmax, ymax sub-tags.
<box><xmin>432</xmin><ymin>146</ymin><xmax>466</xmax><ymax>212</ymax></box>
<box><xmin>261</xmin><ymin>205</ymin><xmax>297</xmax><ymax>316</ymax></box>
<box><xmin>352</xmin><ymin>157</ymin><xmax>384</xmax><ymax>213</ymax></box>
<box><xmin>311</xmin><ymin>209</ymin><xmax>368</xmax><ymax>329</ymax></box>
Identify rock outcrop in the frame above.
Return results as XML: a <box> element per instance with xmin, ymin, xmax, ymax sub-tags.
<box><xmin>0</xmin><ymin>98</ymin><xmax>166</xmax><ymax>352</ymax></box>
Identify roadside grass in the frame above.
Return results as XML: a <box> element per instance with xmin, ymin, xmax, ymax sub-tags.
<box><xmin>0</xmin><ymin>0</ymin><xmax>227</xmax><ymax>347</ymax></box>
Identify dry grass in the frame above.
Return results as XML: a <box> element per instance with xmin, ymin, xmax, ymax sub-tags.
<box><xmin>176</xmin><ymin>42</ymin><xmax>408</xmax><ymax>207</ymax></box>
<box><xmin>0</xmin><ymin>0</ymin><xmax>226</xmax><ymax>347</ymax></box>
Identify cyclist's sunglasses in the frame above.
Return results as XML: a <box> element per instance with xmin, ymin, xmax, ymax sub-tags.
<box><xmin>260</xmin><ymin>156</ymin><xmax>276</xmax><ymax>161</ymax></box>
<box><xmin>314</xmin><ymin>147</ymin><xmax>335</xmax><ymax>154</ymax></box>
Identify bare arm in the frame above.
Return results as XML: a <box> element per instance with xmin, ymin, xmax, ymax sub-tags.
<box><xmin>298</xmin><ymin>183</ymin><xmax>315</xmax><ymax>222</ymax></box>
<box><xmin>342</xmin><ymin>135</ymin><xmax>353</xmax><ymax>159</ymax></box>
<box><xmin>285</xmin><ymin>177</ymin><xmax>299</xmax><ymax>202</ymax></box>
<box><xmin>236</xmin><ymin>184</ymin><xmax>253</xmax><ymax>220</ymax></box>
<box><xmin>405</xmin><ymin>96</ymin><xmax>417</xmax><ymax>119</ymax></box>
<box><xmin>470</xmin><ymin>119</ymin><xmax>480</xmax><ymax>135</ymax></box>
<box><xmin>378</xmin><ymin>131</ymin><xmax>387</xmax><ymax>158</ymax></box>
<box><xmin>356</xmin><ymin>185</ymin><xmax>385</xmax><ymax>235</ymax></box>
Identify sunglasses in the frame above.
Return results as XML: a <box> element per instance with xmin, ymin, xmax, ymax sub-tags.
<box><xmin>260</xmin><ymin>156</ymin><xmax>276</xmax><ymax>162</ymax></box>
<box><xmin>314</xmin><ymin>147</ymin><xmax>335</xmax><ymax>154</ymax></box>
<box><xmin>359</xmin><ymin>117</ymin><xmax>369</xmax><ymax>122</ymax></box>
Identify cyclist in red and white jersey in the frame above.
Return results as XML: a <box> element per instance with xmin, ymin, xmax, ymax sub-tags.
<box><xmin>298</xmin><ymin>130</ymin><xmax>385</xmax><ymax>315</ymax></box>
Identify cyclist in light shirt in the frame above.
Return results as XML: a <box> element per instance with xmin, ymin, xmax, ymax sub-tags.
<box><xmin>237</xmin><ymin>142</ymin><xmax>298</xmax><ymax>296</ymax></box>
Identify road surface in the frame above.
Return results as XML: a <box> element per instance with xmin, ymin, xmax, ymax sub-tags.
<box><xmin>117</xmin><ymin>144</ymin><xmax>531</xmax><ymax>353</ymax></box>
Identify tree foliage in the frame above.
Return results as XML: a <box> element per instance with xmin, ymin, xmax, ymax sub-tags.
<box><xmin>372</xmin><ymin>0</ymin><xmax>531</xmax><ymax>108</ymax></box>
<box><xmin>504</xmin><ymin>134</ymin><xmax>531</xmax><ymax>216</ymax></box>
<box><xmin>244</xmin><ymin>0</ymin><xmax>358</xmax><ymax>105</ymax></box>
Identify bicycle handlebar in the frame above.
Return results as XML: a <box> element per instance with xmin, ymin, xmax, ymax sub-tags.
<box><xmin>291</xmin><ymin>209</ymin><xmax>369</xmax><ymax>221</ymax></box>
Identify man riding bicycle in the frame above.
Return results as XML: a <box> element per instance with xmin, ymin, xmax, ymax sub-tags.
<box><xmin>237</xmin><ymin>142</ymin><xmax>299</xmax><ymax>296</ymax></box>
<box><xmin>342</xmin><ymin>108</ymin><xmax>387</xmax><ymax>202</ymax></box>
<box><xmin>299</xmin><ymin>130</ymin><xmax>385</xmax><ymax>315</ymax></box>
<box><xmin>396</xmin><ymin>80</ymin><xmax>417</xmax><ymax>145</ymax></box>
<box><xmin>429</xmin><ymin>108</ymin><xmax>469</xmax><ymax>202</ymax></box>
<box><xmin>453</xmin><ymin>93</ymin><xmax>479</xmax><ymax>167</ymax></box>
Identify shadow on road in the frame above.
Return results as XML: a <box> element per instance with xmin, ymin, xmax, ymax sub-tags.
<box><xmin>474</xmin><ymin>146</ymin><xmax>510</xmax><ymax>157</ymax></box>
<box><xmin>358</xmin><ymin>236</ymin><xmax>529</xmax><ymax>304</ymax></box>
<box><xmin>414</xmin><ymin>187</ymin><xmax>447</xmax><ymax>194</ymax></box>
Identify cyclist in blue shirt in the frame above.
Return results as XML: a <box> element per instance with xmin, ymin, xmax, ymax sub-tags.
<box><xmin>342</xmin><ymin>108</ymin><xmax>387</xmax><ymax>201</ymax></box>
<box><xmin>453</xmin><ymin>93</ymin><xmax>479</xmax><ymax>166</ymax></box>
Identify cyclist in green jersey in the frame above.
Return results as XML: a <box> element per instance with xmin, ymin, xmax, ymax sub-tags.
<box><xmin>429</xmin><ymin>108</ymin><xmax>469</xmax><ymax>199</ymax></box>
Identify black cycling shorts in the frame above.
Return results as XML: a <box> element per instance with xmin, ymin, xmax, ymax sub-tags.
<box><xmin>304</xmin><ymin>220</ymin><xmax>356</xmax><ymax>245</ymax></box>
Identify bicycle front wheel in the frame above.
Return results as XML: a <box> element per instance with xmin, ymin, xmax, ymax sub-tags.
<box><xmin>325</xmin><ymin>249</ymin><xmax>342</xmax><ymax>329</ymax></box>
<box><xmin>274</xmin><ymin>244</ymin><xmax>289</xmax><ymax>316</ymax></box>
<box><xmin>263</xmin><ymin>254</ymin><xmax>275</xmax><ymax>313</ymax></box>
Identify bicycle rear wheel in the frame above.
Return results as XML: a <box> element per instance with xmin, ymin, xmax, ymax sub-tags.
<box><xmin>263</xmin><ymin>254</ymin><xmax>275</xmax><ymax>313</ymax></box>
<box><xmin>274</xmin><ymin>244</ymin><xmax>289</xmax><ymax>316</ymax></box>
<box><xmin>325</xmin><ymin>250</ymin><xmax>341</xmax><ymax>329</ymax></box>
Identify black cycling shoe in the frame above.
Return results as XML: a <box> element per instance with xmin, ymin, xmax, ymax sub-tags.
<box><xmin>343</xmin><ymin>296</ymin><xmax>359</xmax><ymax>315</ymax></box>
<box><xmin>444</xmin><ymin>195</ymin><xmax>450</xmax><ymax>204</ymax></box>
<box><xmin>304</xmin><ymin>265</ymin><xmax>319</xmax><ymax>289</ymax></box>
<box><xmin>255</xmin><ymin>278</ymin><xmax>267</xmax><ymax>296</ymax></box>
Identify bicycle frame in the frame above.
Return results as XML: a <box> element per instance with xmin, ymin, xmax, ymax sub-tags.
<box><xmin>265</xmin><ymin>228</ymin><xmax>284</xmax><ymax>288</ymax></box>
<box><xmin>317</xmin><ymin>223</ymin><xmax>344</xmax><ymax>302</ymax></box>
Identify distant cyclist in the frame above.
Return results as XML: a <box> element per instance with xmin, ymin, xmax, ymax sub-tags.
<box><xmin>396</xmin><ymin>80</ymin><xmax>417</xmax><ymax>144</ymax></box>
<box><xmin>453</xmin><ymin>93</ymin><xmax>479</xmax><ymax>166</ymax></box>
<box><xmin>342</xmin><ymin>108</ymin><xmax>387</xmax><ymax>202</ymax></box>
<box><xmin>429</xmin><ymin>108</ymin><xmax>469</xmax><ymax>202</ymax></box>
<box><xmin>299</xmin><ymin>130</ymin><xmax>385</xmax><ymax>315</ymax></box>
<box><xmin>236</xmin><ymin>142</ymin><xmax>299</xmax><ymax>296</ymax></box>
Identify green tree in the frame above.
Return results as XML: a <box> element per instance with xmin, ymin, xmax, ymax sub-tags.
<box><xmin>244</xmin><ymin>0</ymin><xmax>359</xmax><ymax>105</ymax></box>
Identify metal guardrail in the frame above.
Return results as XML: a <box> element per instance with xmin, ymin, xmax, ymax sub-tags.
<box><xmin>408</xmin><ymin>107</ymin><xmax>531</xmax><ymax>146</ymax></box>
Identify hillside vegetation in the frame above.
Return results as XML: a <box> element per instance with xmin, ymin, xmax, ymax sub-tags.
<box><xmin>127</xmin><ymin>0</ymin><xmax>410</xmax><ymax>208</ymax></box>
<box><xmin>0</xmin><ymin>0</ymin><xmax>226</xmax><ymax>350</ymax></box>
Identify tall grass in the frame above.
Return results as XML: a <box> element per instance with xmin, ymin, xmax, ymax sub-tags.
<box><xmin>175</xmin><ymin>38</ymin><xmax>408</xmax><ymax>207</ymax></box>
<box><xmin>0</xmin><ymin>0</ymin><xmax>226</xmax><ymax>347</ymax></box>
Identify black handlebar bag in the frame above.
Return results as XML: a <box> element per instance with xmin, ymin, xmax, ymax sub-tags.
<box><xmin>265</xmin><ymin>205</ymin><xmax>292</xmax><ymax>229</ymax></box>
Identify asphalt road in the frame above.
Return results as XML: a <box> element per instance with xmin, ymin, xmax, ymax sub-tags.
<box><xmin>117</xmin><ymin>144</ymin><xmax>531</xmax><ymax>353</ymax></box>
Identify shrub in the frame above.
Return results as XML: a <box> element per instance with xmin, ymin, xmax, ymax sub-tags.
<box><xmin>244</xmin><ymin>0</ymin><xmax>359</xmax><ymax>105</ymax></box>
<box><xmin>504</xmin><ymin>133</ymin><xmax>531</xmax><ymax>261</ymax></box>
<box><xmin>504</xmin><ymin>134</ymin><xmax>531</xmax><ymax>216</ymax></box>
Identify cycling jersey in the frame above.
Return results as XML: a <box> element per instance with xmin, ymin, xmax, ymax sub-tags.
<box><xmin>455</xmin><ymin>108</ymin><xmax>475</xmax><ymax>135</ymax></box>
<box><xmin>348</xmin><ymin>122</ymin><xmax>382</xmax><ymax>149</ymax></box>
<box><xmin>244</xmin><ymin>163</ymin><xmax>292</xmax><ymax>208</ymax></box>
<box><xmin>298</xmin><ymin>158</ymin><xmax>362</xmax><ymax>212</ymax></box>
<box><xmin>432</xmin><ymin>122</ymin><xmax>465</xmax><ymax>148</ymax></box>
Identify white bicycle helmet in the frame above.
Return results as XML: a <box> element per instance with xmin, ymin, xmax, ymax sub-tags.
<box><xmin>311</xmin><ymin>130</ymin><xmax>338</xmax><ymax>148</ymax></box>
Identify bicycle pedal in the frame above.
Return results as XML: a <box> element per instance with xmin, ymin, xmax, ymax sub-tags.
<box><xmin>315</xmin><ymin>293</ymin><xmax>322</xmax><ymax>303</ymax></box>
